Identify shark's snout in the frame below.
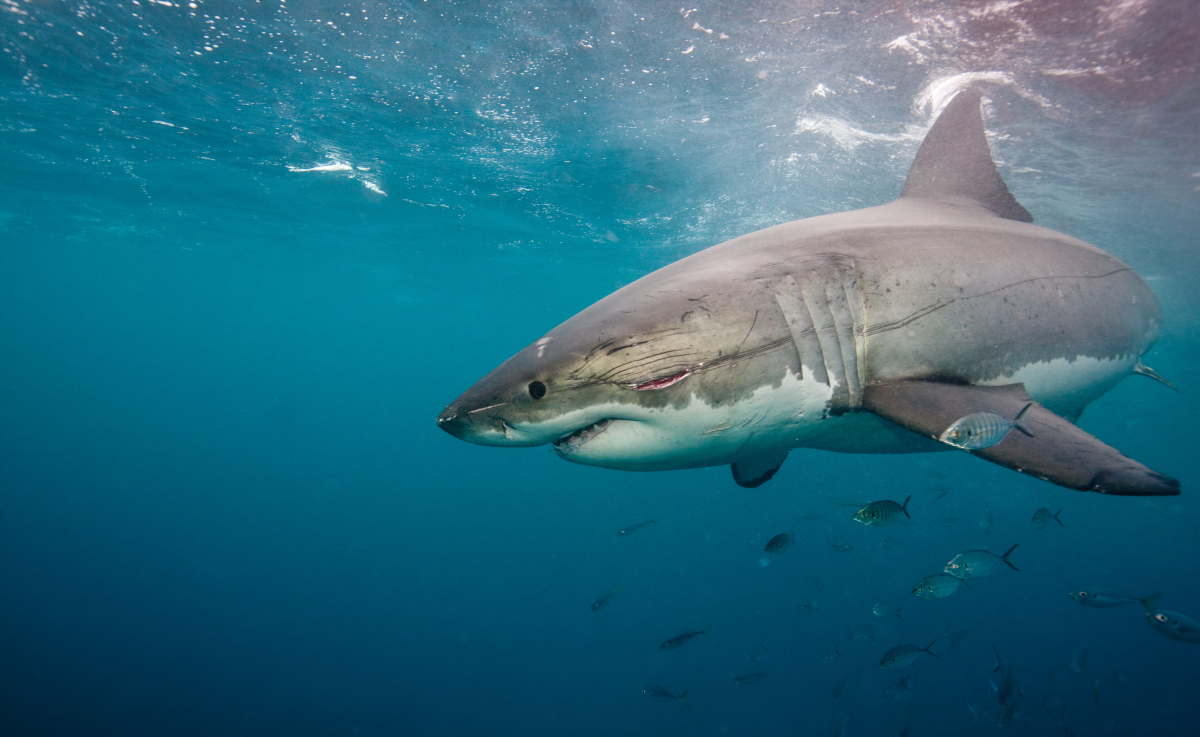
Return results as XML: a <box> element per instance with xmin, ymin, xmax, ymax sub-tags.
<box><xmin>435</xmin><ymin>397</ymin><xmax>546</xmax><ymax>447</ymax></box>
<box><xmin>435</xmin><ymin>405</ymin><xmax>469</xmax><ymax>439</ymax></box>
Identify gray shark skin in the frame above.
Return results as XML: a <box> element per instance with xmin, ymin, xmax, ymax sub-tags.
<box><xmin>437</xmin><ymin>88</ymin><xmax>1179</xmax><ymax>496</ymax></box>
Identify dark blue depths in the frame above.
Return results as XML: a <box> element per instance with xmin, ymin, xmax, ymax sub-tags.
<box><xmin>1</xmin><ymin>1</ymin><xmax>1199</xmax><ymax>735</ymax></box>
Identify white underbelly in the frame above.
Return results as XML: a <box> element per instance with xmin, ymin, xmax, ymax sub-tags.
<box><xmin>977</xmin><ymin>355</ymin><xmax>1135</xmax><ymax>417</ymax></box>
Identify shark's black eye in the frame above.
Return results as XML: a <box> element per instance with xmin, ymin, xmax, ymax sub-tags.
<box><xmin>528</xmin><ymin>381</ymin><xmax>546</xmax><ymax>400</ymax></box>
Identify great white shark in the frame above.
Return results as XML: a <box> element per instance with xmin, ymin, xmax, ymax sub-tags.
<box><xmin>437</xmin><ymin>88</ymin><xmax>1179</xmax><ymax>497</ymax></box>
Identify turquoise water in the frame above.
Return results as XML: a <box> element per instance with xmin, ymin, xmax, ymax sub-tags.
<box><xmin>2</xmin><ymin>1</ymin><xmax>1198</xmax><ymax>735</ymax></box>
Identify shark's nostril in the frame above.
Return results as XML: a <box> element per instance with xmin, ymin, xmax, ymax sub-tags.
<box><xmin>436</xmin><ymin>407</ymin><xmax>467</xmax><ymax>432</ymax></box>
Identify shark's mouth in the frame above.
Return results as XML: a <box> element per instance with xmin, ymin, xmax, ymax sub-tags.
<box><xmin>553</xmin><ymin>418</ymin><xmax>615</xmax><ymax>454</ymax></box>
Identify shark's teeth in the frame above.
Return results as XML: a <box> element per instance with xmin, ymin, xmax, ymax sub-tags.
<box><xmin>553</xmin><ymin>419</ymin><xmax>614</xmax><ymax>453</ymax></box>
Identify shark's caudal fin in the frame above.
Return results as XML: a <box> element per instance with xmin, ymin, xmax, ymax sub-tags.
<box><xmin>862</xmin><ymin>380</ymin><xmax>1180</xmax><ymax>496</ymax></box>
<box><xmin>899</xmin><ymin>87</ymin><xmax>1033</xmax><ymax>223</ymax></box>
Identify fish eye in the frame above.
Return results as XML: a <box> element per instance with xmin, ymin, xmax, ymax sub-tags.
<box><xmin>528</xmin><ymin>381</ymin><xmax>547</xmax><ymax>399</ymax></box>
<box><xmin>1156</xmin><ymin>613</ymin><xmax>1168</xmax><ymax>623</ymax></box>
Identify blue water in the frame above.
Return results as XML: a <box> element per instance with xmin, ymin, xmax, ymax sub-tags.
<box><xmin>2</xmin><ymin>1</ymin><xmax>1199</xmax><ymax>735</ymax></box>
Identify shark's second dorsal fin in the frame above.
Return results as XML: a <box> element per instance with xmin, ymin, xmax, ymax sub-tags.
<box><xmin>899</xmin><ymin>87</ymin><xmax>1033</xmax><ymax>223</ymax></box>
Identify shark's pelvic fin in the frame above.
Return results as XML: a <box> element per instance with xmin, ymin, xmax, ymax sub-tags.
<box><xmin>731</xmin><ymin>449</ymin><xmax>788</xmax><ymax>488</ymax></box>
<box><xmin>1133</xmin><ymin>361</ymin><xmax>1178</xmax><ymax>391</ymax></box>
<box><xmin>899</xmin><ymin>87</ymin><xmax>1033</xmax><ymax>223</ymax></box>
<box><xmin>862</xmin><ymin>380</ymin><xmax>1180</xmax><ymax>496</ymax></box>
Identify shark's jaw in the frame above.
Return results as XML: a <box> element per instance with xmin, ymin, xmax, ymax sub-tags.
<box><xmin>511</xmin><ymin>370</ymin><xmax>840</xmax><ymax>472</ymax></box>
<box><xmin>551</xmin><ymin>418</ymin><xmax>615</xmax><ymax>455</ymax></box>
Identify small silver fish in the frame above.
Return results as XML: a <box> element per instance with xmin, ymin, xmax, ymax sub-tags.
<box><xmin>997</xmin><ymin>703</ymin><xmax>1018</xmax><ymax>726</ymax></box>
<box><xmin>732</xmin><ymin>672</ymin><xmax>768</xmax><ymax>685</ymax></box>
<box><xmin>853</xmin><ymin>495</ymin><xmax>912</xmax><ymax>527</ymax></box>
<box><xmin>879</xmin><ymin>640</ymin><xmax>939</xmax><ymax>668</ymax></box>
<box><xmin>764</xmin><ymin>532</ymin><xmax>793</xmax><ymax>554</ymax></box>
<box><xmin>744</xmin><ymin>634</ymin><xmax>769</xmax><ymax>663</ymax></box>
<box><xmin>1069</xmin><ymin>638</ymin><xmax>1089</xmax><ymax>674</ymax></box>
<box><xmin>617</xmin><ymin>517</ymin><xmax>657</xmax><ymax>536</ymax></box>
<box><xmin>1031</xmin><ymin>507</ymin><xmax>1064</xmax><ymax>530</ymax></box>
<box><xmin>642</xmin><ymin>686</ymin><xmax>689</xmax><ymax>707</ymax></box>
<box><xmin>590</xmin><ymin>587</ymin><xmax>625</xmax><ymax>612</ymax></box>
<box><xmin>872</xmin><ymin>602</ymin><xmax>904</xmax><ymax>621</ymax></box>
<box><xmin>1068</xmin><ymin>588</ymin><xmax>1159</xmax><ymax>608</ymax></box>
<box><xmin>850</xmin><ymin>622</ymin><xmax>877</xmax><ymax>644</ymax></box>
<box><xmin>944</xmin><ymin>544</ymin><xmax>1020</xmax><ymax>579</ymax></box>
<box><xmin>939</xmin><ymin>403</ymin><xmax>1035</xmax><ymax>450</ymax></box>
<box><xmin>832</xmin><ymin>674</ymin><xmax>853</xmax><ymax>700</ymax></box>
<box><xmin>881</xmin><ymin>673</ymin><xmax>914</xmax><ymax>702</ymax></box>
<box><xmin>1146</xmin><ymin>609</ymin><xmax>1200</xmax><ymax>643</ymax></box>
<box><xmin>949</xmin><ymin>628</ymin><xmax>971</xmax><ymax>651</ymax></box>
<box><xmin>912</xmin><ymin>574</ymin><xmax>963</xmax><ymax>599</ymax></box>
<box><xmin>660</xmin><ymin>629</ymin><xmax>708</xmax><ymax>650</ymax></box>
<box><xmin>991</xmin><ymin>646</ymin><xmax>1018</xmax><ymax>706</ymax></box>
<box><xmin>820</xmin><ymin>641</ymin><xmax>842</xmax><ymax>663</ymax></box>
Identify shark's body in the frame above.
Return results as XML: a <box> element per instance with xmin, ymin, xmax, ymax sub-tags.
<box><xmin>437</xmin><ymin>88</ymin><xmax>1178</xmax><ymax>496</ymax></box>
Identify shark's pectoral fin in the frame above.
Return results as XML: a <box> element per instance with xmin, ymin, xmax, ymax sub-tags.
<box><xmin>732</xmin><ymin>449</ymin><xmax>789</xmax><ymax>488</ymax></box>
<box><xmin>862</xmin><ymin>381</ymin><xmax>1180</xmax><ymax>496</ymax></box>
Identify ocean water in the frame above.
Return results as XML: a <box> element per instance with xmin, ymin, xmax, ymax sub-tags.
<box><xmin>2</xmin><ymin>1</ymin><xmax>1199</xmax><ymax>735</ymax></box>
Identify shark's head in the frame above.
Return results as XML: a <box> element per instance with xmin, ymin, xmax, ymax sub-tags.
<box><xmin>435</xmin><ymin>273</ymin><xmax>803</xmax><ymax>471</ymax></box>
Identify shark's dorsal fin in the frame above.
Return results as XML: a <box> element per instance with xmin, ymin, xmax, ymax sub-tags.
<box><xmin>899</xmin><ymin>88</ymin><xmax>1033</xmax><ymax>223</ymax></box>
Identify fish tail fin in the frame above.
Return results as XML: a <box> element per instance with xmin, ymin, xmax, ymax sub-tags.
<box><xmin>1053</xmin><ymin>508</ymin><xmax>1064</xmax><ymax>527</ymax></box>
<box><xmin>1141</xmin><ymin>593</ymin><xmax>1163</xmax><ymax>610</ymax></box>
<box><xmin>679</xmin><ymin>689</ymin><xmax>690</xmax><ymax>709</ymax></box>
<box><xmin>1013</xmin><ymin>403</ymin><xmax>1035</xmax><ymax>437</ymax></box>
<box><xmin>1001</xmin><ymin>543</ymin><xmax>1020</xmax><ymax>571</ymax></box>
<box><xmin>894</xmin><ymin>606</ymin><xmax>905</xmax><ymax>622</ymax></box>
<box><xmin>651</xmin><ymin>516</ymin><xmax>659</xmax><ymax>524</ymax></box>
<box><xmin>991</xmin><ymin>644</ymin><xmax>1003</xmax><ymax>670</ymax></box>
<box><xmin>902</xmin><ymin>494</ymin><xmax>912</xmax><ymax>518</ymax></box>
<box><xmin>924</xmin><ymin>639</ymin><xmax>940</xmax><ymax>659</ymax></box>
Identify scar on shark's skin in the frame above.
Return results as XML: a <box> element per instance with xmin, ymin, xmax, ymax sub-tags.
<box><xmin>438</xmin><ymin>87</ymin><xmax>1178</xmax><ymax>497</ymax></box>
<box><xmin>630</xmin><ymin>370</ymin><xmax>693</xmax><ymax>391</ymax></box>
<box><xmin>866</xmin><ymin>269</ymin><xmax>1135</xmax><ymax>338</ymax></box>
<box><xmin>467</xmin><ymin>402</ymin><xmax>508</xmax><ymax>414</ymax></box>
